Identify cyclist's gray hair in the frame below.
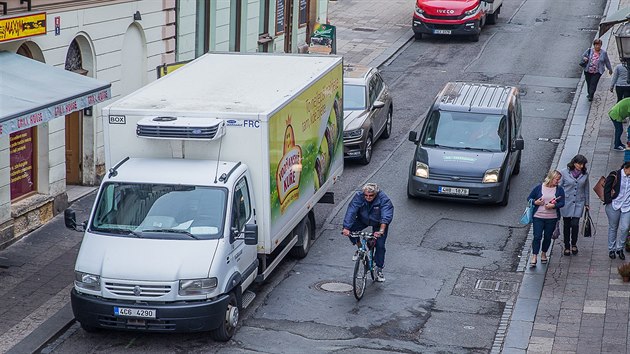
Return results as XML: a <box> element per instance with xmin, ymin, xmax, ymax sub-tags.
<box><xmin>362</xmin><ymin>183</ymin><xmax>380</xmax><ymax>194</ymax></box>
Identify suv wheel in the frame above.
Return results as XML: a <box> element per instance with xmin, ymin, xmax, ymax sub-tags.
<box><xmin>359</xmin><ymin>132</ymin><xmax>373</xmax><ymax>165</ymax></box>
<box><xmin>381</xmin><ymin>109</ymin><xmax>392</xmax><ymax>139</ymax></box>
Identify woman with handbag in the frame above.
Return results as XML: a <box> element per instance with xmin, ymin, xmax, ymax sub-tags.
<box><xmin>581</xmin><ymin>38</ymin><xmax>612</xmax><ymax>102</ymax></box>
<box><xmin>527</xmin><ymin>170</ymin><xmax>566</xmax><ymax>267</ymax></box>
<box><xmin>559</xmin><ymin>155</ymin><xmax>589</xmax><ymax>256</ymax></box>
<box><xmin>604</xmin><ymin>161</ymin><xmax>630</xmax><ymax>260</ymax></box>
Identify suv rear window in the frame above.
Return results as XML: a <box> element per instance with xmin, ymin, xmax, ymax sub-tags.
<box><xmin>422</xmin><ymin>111</ymin><xmax>507</xmax><ymax>152</ymax></box>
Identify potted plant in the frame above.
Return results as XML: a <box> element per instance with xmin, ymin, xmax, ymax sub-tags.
<box><xmin>618</xmin><ymin>263</ymin><xmax>630</xmax><ymax>282</ymax></box>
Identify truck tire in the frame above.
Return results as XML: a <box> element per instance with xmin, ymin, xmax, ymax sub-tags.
<box><xmin>289</xmin><ymin>215</ymin><xmax>313</xmax><ymax>259</ymax></box>
<box><xmin>470</xmin><ymin>33</ymin><xmax>480</xmax><ymax>42</ymax></box>
<box><xmin>210</xmin><ymin>291</ymin><xmax>239</xmax><ymax>342</ymax></box>
<box><xmin>414</xmin><ymin>33</ymin><xmax>423</xmax><ymax>40</ymax></box>
<box><xmin>487</xmin><ymin>7</ymin><xmax>499</xmax><ymax>25</ymax></box>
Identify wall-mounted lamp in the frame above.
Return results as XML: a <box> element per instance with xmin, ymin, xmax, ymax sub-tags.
<box><xmin>83</xmin><ymin>107</ymin><xmax>93</xmax><ymax>117</ymax></box>
<box><xmin>133</xmin><ymin>11</ymin><xmax>142</xmax><ymax>21</ymax></box>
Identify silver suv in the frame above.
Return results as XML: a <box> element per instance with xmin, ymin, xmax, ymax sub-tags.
<box><xmin>343</xmin><ymin>65</ymin><xmax>393</xmax><ymax>165</ymax></box>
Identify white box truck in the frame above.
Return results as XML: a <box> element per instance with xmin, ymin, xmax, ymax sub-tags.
<box><xmin>64</xmin><ymin>53</ymin><xmax>344</xmax><ymax>341</ymax></box>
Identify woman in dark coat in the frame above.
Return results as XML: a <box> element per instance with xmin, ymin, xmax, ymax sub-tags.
<box><xmin>559</xmin><ymin>155</ymin><xmax>589</xmax><ymax>256</ymax></box>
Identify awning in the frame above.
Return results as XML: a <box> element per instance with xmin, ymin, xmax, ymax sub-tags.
<box><xmin>0</xmin><ymin>51</ymin><xmax>111</xmax><ymax>137</ymax></box>
<box><xmin>599</xmin><ymin>7</ymin><xmax>630</xmax><ymax>37</ymax></box>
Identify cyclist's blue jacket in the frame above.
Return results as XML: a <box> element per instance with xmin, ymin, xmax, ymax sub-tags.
<box><xmin>343</xmin><ymin>191</ymin><xmax>394</xmax><ymax>228</ymax></box>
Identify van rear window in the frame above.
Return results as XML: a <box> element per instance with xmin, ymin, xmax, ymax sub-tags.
<box><xmin>422</xmin><ymin>111</ymin><xmax>507</xmax><ymax>152</ymax></box>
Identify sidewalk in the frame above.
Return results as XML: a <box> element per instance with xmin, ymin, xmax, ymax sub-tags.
<box><xmin>0</xmin><ymin>4</ymin><xmax>415</xmax><ymax>354</ymax></box>
<box><xmin>502</xmin><ymin>0</ymin><xmax>630</xmax><ymax>352</ymax></box>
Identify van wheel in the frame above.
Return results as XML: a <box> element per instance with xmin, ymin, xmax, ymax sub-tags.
<box><xmin>359</xmin><ymin>132</ymin><xmax>373</xmax><ymax>165</ymax></box>
<box><xmin>80</xmin><ymin>322</ymin><xmax>98</xmax><ymax>333</ymax></box>
<box><xmin>210</xmin><ymin>292</ymin><xmax>239</xmax><ymax>342</ymax></box>
<box><xmin>414</xmin><ymin>33</ymin><xmax>423</xmax><ymax>40</ymax></box>
<box><xmin>407</xmin><ymin>179</ymin><xmax>415</xmax><ymax>199</ymax></box>
<box><xmin>289</xmin><ymin>216</ymin><xmax>313</xmax><ymax>259</ymax></box>
<box><xmin>499</xmin><ymin>182</ymin><xmax>510</xmax><ymax>207</ymax></box>
<box><xmin>381</xmin><ymin>109</ymin><xmax>392</xmax><ymax>139</ymax></box>
<box><xmin>513</xmin><ymin>154</ymin><xmax>521</xmax><ymax>175</ymax></box>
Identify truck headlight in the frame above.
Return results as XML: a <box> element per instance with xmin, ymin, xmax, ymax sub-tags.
<box><xmin>482</xmin><ymin>168</ymin><xmax>500</xmax><ymax>183</ymax></box>
<box><xmin>464</xmin><ymin>4</ymin><xmax>480</xmax><ymax>16</ymax></box>
<box><xmin>415</xmin><ymin>4</ymin><xmax>424</xmax><ymax>16</ymax></box>
<box><xmin>343</xmin><ymin>128</ymin><xmax>363</xmax><ymax>139</ymax></box>
<box><xmin>179</xmin><ymin>278</ymin><xmax>218</xmax><ymax>296</ymax></box>
<box><xmin>75</xmin><ymin>271</ymin><xmax>101</xmax><ymax>291</ymax></box>
<box><xmin>415</xmin><ymin>162</ymin><xmax>429</xmax><ymax>178</ymax></box>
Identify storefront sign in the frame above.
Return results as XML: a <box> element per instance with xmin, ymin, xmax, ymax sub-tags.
<box><xmin>0</xmin><ymin>87</ymin><xmax>111</xmax><ymax>137</ymax></box>
<box><xmin>156</xmin><ymin>60</ymin><xmax>192</xmax><ymax>79</ymax></box>
<box><xmin>275</xmin><ymin>0</ymin><xmax>285</xmax><ymax>34</ymax></box>
<box><xmin>308</xmin><ymin>23</ymin><xmax>336</xmax><ymax>55</ymax></box>
<box><xmin>9</xmin><ymin>128</ymin><xmax>35</xmax><ymax>199</ymax></box>
<box><xmin>0</xmin><ymin>12</ymin><xmax>47</xmax><ymax>43</ymax></box>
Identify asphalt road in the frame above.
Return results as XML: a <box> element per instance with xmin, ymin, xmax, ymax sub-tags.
<box><xmin>46</xmin><ymin>0</ymin><xmax>605</xmax><ymax>352</ymax></box>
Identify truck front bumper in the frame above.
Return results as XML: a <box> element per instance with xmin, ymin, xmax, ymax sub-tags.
<box><xmin>412</xmin><ymin>17</ymin><xmax>481</xmax><ymax>36</ymax></box>
<box><xmin>71</xmin><ymin>288</ymin><xmax>230</xmax><ymax>332</ymax></box>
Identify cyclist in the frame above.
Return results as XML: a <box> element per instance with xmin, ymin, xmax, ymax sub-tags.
<box><xmin>342</xmin><ymin>182</ymin><xmax>394</xmax><ymax>282</ymax></box>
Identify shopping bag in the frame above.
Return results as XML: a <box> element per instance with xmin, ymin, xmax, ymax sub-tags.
<box><xmin>519</xmin><ymin>199</ymin><xmax>533</xmax><ymax>225</ymax></box>
<box><xmin>552</xmin><ymin>221</ymin><xmax>560</xmax><ymax>239</ymax></box>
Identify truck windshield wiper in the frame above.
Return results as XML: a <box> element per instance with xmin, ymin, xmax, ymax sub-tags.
<box><xmin>140</xmin><ymin>229</ymin><xmax>199</xmax><ymax>239</ymax></box>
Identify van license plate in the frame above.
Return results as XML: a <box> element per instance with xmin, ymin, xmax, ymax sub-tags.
<box><xmin>434</xmin><ymin>29</ymin><xmax>452</xmax><ymax>35</ymax></box>
<box><xmin>438</xmin><ymin>187</ymin><xmax>469</xmax><ymax>196</ymax></box>
<box><xmin>114</xmin><ymin>307</ymin><xmax>156</xmax><ymax>319</ymax></box>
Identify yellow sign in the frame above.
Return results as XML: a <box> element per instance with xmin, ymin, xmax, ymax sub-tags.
<box><xmin>156</xmin><ymin>60</ymin><xmax>192</xmax><ymax>78</ymax></box>
<box><xmin>0</xmin><ymin>12</ymin><xmax>47</xmax><ymax>43</ymax></box>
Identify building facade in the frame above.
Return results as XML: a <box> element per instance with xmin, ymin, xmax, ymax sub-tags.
<box><xmin>0</xmin><ymin>0</ymin><xmax>174</xmax><ymax>248</ymax></box>
<box><xmin>175</xmin><ymin>0</ymin><xmax>328</xmax><ymax>60</ymax></box>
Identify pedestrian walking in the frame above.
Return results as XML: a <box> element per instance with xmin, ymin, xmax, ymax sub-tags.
<box><xmin>604</xmin><ymin>161</ymin><xmax>630</xmax><ymax>260</ymax></box>
<box><xmin>581</xmin><ymin>38</ymin><xmax>612</xmax><ymax>102</ymax></box>
<box><xmin>608</xmin><ymin>97</ymin><xmax>630</xmax><ymax>151</ymax></box>
<box><xmin>527</xmin><ymin>170</ymin><xmax>565</xmax><ymax>267</ymax></box>
<box><xmin>559</xmin><ymin>155</ymin><xmax>589</xmax><ymax>256</ymax></box>
<box><xmin>610</xmin><ymin>63</ymin><xmax>630</xmax><ymax>102</ymax></box>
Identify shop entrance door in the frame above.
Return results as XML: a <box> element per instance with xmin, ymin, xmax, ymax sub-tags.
<box><xmin>65</xmin><ymin>111</ymin><xmax>81</xmax><ymax>184</ymax></box>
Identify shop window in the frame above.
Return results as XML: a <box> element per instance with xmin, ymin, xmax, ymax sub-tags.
<box><xmin>10</xmin><ymin>127</ymin><xmax>37</xmax><ymax>200</ymax></box>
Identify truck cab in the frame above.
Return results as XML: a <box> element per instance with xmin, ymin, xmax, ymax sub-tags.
<box><xmin>412</xmin><ymin>0</ymin><xmax>502</xmax><ymax>42</ymax></box>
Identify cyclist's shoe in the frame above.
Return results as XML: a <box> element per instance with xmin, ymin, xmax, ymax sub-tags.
<box><xmin>352</xmin><ymin>250</ymin><xmax>359</xmax><ymax>262</ymax></box>
<box><xmin>376</xmin><ymin>268</ymin><xmax>385</xmax><ymax>282</ymax></box>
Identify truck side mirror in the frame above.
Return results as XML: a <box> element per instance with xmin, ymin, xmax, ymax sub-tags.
<box><xmin>244</xmin><ymin>224</ymin><xmax>258</xmax><ymax>245</ymax></box>
<box><xmin>513</xmin><ymin>138</ymin><xmax>524</xmax><ymax>151</ymax></box>
<box><xmin>408</xmin><ymin>131</ymin><xmax>418</xmax><ymax>142</ymax></box>
<box><xmin>64</xmin><ymin>209</ymin><xmax>86</xmax><ymax>232</ymax></box>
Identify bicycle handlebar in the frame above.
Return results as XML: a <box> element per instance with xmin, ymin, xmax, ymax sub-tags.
<box><xmin>343</xmin><ymin>231</ymin><xmax>376</xmax><ymax>238</ymax></box>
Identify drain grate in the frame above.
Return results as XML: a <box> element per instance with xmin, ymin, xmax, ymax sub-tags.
<box><xmin>313</xmin><ymin>280</ymin><xmax>353</xmax><ymax>293</ymax></box>
<box><xmin>352</xmin><ymin>27</ymin><xmax>377</xmax><ymax>32</ymax></box>
<box><xmin>475</xmin><ymin>279</ymin><xmax>518</xmax><ymax>292</ymax></box>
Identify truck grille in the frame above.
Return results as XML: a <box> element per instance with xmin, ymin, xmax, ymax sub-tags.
<box><xmin>136</xmin><ymin>124</ymin><xmax>220</xmax><ymax>140</ymax></box>
<box><xmin>105</xmin><ymin>282</ymin><xmax>171</xmax><ymax>297</ymax></box>
<box><xmin>423</xmin><ymin>14</ymin><xmax>465</xmax><ymax>20</ymax></box>
<box><xmin>98</xmin><ymin>315</ymin><xmax>176</xmax><ymax>331</ymax></box>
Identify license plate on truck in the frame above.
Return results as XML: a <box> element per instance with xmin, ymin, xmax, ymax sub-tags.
<box><xmin>433</xmin><ymin>29</ymin><xmax>452</xmax><ymax>35</ymax></box>
<box><xmin>114</xmin><ymin>307</ymin><xmax>156</xmax><ymax>319</ymax></box>
<box><xmin>438</xmin><ymin>187</ymin><xmax>469</xmax><ymax>196</ymax></box>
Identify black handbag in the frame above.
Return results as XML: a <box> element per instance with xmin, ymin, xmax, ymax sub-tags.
<box><xmin>579</xmin><ymin>49</ymin><xmax>591</xmax><ymax>68</ymax></box>
<box><xmin>582</xmin><ymin>210</ymin><xmax>594</xmax><ymax>237</ymax></box>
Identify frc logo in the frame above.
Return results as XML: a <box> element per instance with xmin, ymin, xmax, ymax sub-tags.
<box><xmin>225</xmin><ymin>119</ymin><xmax>260</xmax><ymax>128</ymax></box>
<box><xmin>437</xmin><ymin>9</ymin><xmax>455</xmax><ymax>14</ymax></box>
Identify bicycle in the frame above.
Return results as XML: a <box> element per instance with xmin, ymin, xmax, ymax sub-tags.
<box><xmin>348</xmin><ymin>231</ymin><xmax>377</xmax><ymax>300</ymax></box>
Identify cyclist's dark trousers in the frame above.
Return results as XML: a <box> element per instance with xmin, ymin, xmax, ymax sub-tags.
<box><xmin>347</xmin><ymin>220</ymin><xmax>388</xmax><ymax>269</ymax></box>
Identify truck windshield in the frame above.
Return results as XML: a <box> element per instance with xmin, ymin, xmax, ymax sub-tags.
<box><xmin>422</xmin><ymin>111</ymin><xmax>507</xmax><ymax>152</ymax></box>
<box><xmin>343</xmin><ymin>84</ymin><xmax>366</xmax><ymax>110</ymax></box>
<box><xmin>90</xmin><ymin>182</ymin><xmax>227</xmax><ymax>240</ymax></box>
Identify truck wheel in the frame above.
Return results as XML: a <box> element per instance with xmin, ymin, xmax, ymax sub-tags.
<box><xmin>289</xmin><ymin>216</ymin><xmax>313</xmax><ymax>259</ymax></box>
<box><xmin>487</xmin><ymin>7</ymin><xmax>499</xmax><ymax>24</ymax></box>
<box><xmin>499</xmin><ymin>181</ymin><xmax>510</xmax><ymax>207</ymax></box>
<box><xmin>414</xmin><ymin>33</ymin><xmax>423</xmax><ymax>40</ymax></box>
<box><xmin>470</xmin><ymin>33</ymin><xmax>480</xmax><ymax>42</ymax></box>
<box><xmin>210</xmin><ymin>292</ymin><xmax>239</xmax><ymax>342</ymax></box>
<box><xmin>513</xmin><ymin>154</ymin><xmax>521</xmax><ymax>175</ymax></box>
<box><xmin>80</xmin><ymin>322</ymin><xmax>98</xmax><ymax>333</ymax></box>
<box><xmin>359</xmin><ymin>132</ymin><xmax>373</xmax><ymax>165</ymax></box>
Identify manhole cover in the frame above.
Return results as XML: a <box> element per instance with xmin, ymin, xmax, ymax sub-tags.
<box><xmin>314</xmin><ymin>280</ymin><xmax>353</xmax><ymax>293</ymax></box>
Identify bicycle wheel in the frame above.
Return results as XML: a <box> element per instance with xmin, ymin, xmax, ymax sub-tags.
<box><xmin>368</xmin><ymin>248</ymin><xmax>375</xmax><ymax>281</ymax></box>
<box><xmin>353</xmin><ymin>255</ymin><xmax>367</xmax><ymax>300</ymax></box>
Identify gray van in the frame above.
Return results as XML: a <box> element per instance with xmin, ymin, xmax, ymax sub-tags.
<box><xmin>407</xmin><ymin>82</ymin><xmax>524</xmax><ymax>206</ymax></box>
